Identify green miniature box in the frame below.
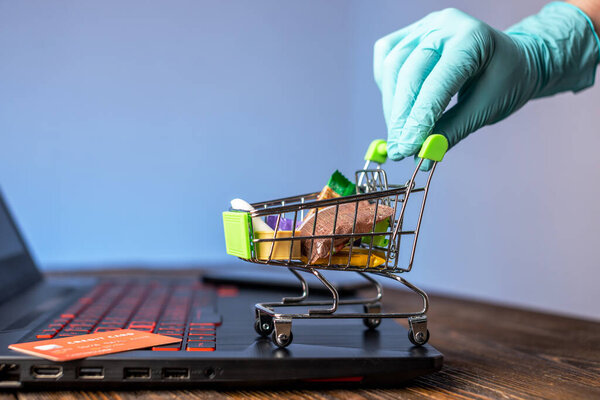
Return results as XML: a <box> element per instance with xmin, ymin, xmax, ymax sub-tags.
<box><xmin>222</xmin><ymin>211</ymin><xmax>253</xmax><ymax>259</ymax></box>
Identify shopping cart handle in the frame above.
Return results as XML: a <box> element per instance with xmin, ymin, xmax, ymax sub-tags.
<box><xmin>365</xmin><ymin>134</ymin><xmax>448</xmax><ymax>164</ymax></box>
<box><xmin>364</xmin><ymin>139</ymin><xmax>388</xmax><ymax>164</ymax></box>
<box><xmin>418</xmin><ymin>134</ymin><xmax>448</xmax><ymax>162</ymax></box>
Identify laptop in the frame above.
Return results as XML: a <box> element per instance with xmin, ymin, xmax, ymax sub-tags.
<box><xmin>0</xmin><ymin>191</ymin><xmax>442</xmax><ymax>389</ymax></box>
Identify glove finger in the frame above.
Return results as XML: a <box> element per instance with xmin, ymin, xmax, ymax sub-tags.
<box><xmin>397</xmin><ymin>40</ymin><xmax>481</xmax><ymax>159</ymax></box>
<box><xmin>433</xmin><ymin>72</ymin><xmax>500</xmax><ymax>151</ymax></box>
<box><xmin>379</xmin><ymin>32</ymin><xmax>424</xmax><ymax>124</ymax></box>
<box><xmin>373</xmin><ymin>16</ymin><xmax>433</xmax><ymax>89</ymax></box>
<box><xmin>387</xmin><ymin>36</ymin><xmax>443</xmax><ymax>161</ymax></box>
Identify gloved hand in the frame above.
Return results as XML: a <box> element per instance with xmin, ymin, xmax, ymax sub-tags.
<box><xmin>374</xmin><ymin>2</ymin><xmax>600</xmax><ymax>170</ymax></box>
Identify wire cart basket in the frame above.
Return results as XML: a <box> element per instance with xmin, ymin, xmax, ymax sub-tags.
<box><xmin>223</xmin><ymin>135</ymin><xmax>448</xmax><ymax>348</ymax></box>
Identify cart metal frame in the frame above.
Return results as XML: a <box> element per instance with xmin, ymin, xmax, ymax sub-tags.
<box><xmin>223</xmin><ymin>135</ymin><xmax>448</xmax><ymax>348</ymax></box>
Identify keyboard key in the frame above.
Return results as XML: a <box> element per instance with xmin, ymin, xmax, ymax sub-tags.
<box><xmin>189</xmin><ymin>327</ymin><xmax>216</xmax><ymax>333</ymax></box>
<box><xmin>60</xmin><ymin>306</ymin><xmax>85</xmax><ymax>319</ymax></box>
<box><xmin>68</xmin><ymin>324</ymin><xmax>94</xmax><ymax>329</ymax></box>
<box><xmin>189</xmin><ymin>333</ymin><xmax>215</xmax><ymax>338</ymax></box>
<box><xmin>186</xmin><ymin>341</ymin><xmax>215</xmax><ymax>351</ymax></box>
<box><xmin>57</xmin><ymin>332</ymin><xmax>86</xmax><ymax>337</ymax></box>
<box><xmin>37</xmin><ymin>280</ymin><xmax>220</xmax><ymax>354</ymax></box>
<box><xmin>128</xmin><ymin>327</ymin><xmax>153</xmax><ymax>332</ymax></box>
<box><xmin>152</xmin><ymin>344</ymin><xmax>182</xmax><ymax>351</ymax></box>
<box><xmin>36</xmin><ymin>334</ymin><xmax>55</xmax><ymax>339</ymax></box>
<box><xmin>189</xmin><ymin>310</ymin><xmax>222</xmax><ymax>325</ymax></box>
<box><xmin>217</xmin><ymin>286</ymin><xmax>239</xmax><ymax>297</ymax></box>
<box><xmin>158</xmin><ymin>328</ymin><xmax>184</xmax><ymax>333</ymax></box>
<box><xmin>129</xmin><ymin>323</ymin><xmax>155</xmax><ymax>328</ymax></box>
<box><xmin>93</xmin><ymin>327</ymin><xmax>121</xmax><ymax>333</ymax></box>
<box><xmin>62</xmin><ymin>329</ymin><xmax>91</xmax><ymax>334</ymax></box>
<box><xmin>36</xmin><ymin>329</ymin><xmax>58</xmax><ymax>339</ymax></box>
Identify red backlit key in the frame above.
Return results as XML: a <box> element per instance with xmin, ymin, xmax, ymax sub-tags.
<box><xmin>36</xmin><ymin>329</ymin><xmax>59</xmax><ymax>339</ymax></box>
<box><xmin>152</xmin><ymin>344</ymin><xmax>181</xmax><ymax>351</ymax></box>
<box><xmin>188</xmin><ymin>335</ymin><xmax>217</xmax><ymax>342</ymax></box>
<box><xmin>93</xmin><ymin>327</ymin><xmax>120</xmax><ymax>333</ymax></box>
<box><xmin>217</xmin><ymin>286</ymin><xmax>239</xmax><ymax>297</ymax></box>
<box><xmin>57</xmin><ymin>332</ymin><xmax>86</xmax><ymax>337</ymax></box>
<box><xmin>62</xmin><ymin>329</ymin><xmax>91</xmax><ymax>334</ymax></box>
<box><xmin>189</xmin><ymin>327</ymin><xmax>216</xmax><ymax>333</ymax></box>
<box><xmin>157</xmin><ymin>332</ymin><xmax>184</xmax><ymax>338</ymax></box>
<box><xmin>128</xmin><ymin>327</ymin><xmax>153</xmax><ymax>332</ymax></box>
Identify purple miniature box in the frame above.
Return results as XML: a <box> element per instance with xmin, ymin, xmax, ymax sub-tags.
<box><xmin>266</xmin><ymin>215</ymin><xmax>301</xmax><ymax>231</ymax></box>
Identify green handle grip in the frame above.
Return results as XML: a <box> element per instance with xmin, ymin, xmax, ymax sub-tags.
<box><xmin>365</xmin><ymin>134</ymin><xmax>448</xmax><ymax>164</ymax></box>
<box><xmin>417</xmin><ymin>134</ymin><xmax>448</xmax><ymax>162</ymax></box>
<box><xmin>364</xmin><ymin>139</ymin><xmax>388</xmax><ymax>164</ymax></box>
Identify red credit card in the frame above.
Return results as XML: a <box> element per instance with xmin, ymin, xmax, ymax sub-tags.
<box><xmin>9</xmin><ymin>329</ymin><xmax>181</xmax><ymax>361</ymax></box>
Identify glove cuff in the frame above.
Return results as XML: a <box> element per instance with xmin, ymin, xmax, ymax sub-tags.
<box><xmin>505</xmin><ymin>1</ymin><xmax>600</xmax><ymax>98</ymax></box>
<box><xmin>560</xmin><ymin>2</ymin><xmax>600</xmax><ymax>64</ymax></box>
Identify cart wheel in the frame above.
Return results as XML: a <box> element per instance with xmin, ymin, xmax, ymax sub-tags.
<box><xmin>408</xmin><ymin>328</ymin><xmax>430</xmax><ymax>346</ymax></box>
<box><xmin>272</xmin><ymin>331</ymin><xmax>293</xmax><ymax>348</ymax></box>
<box><xmin>254</xmin><ymin>318</ymin><xmax>274</xmax><ymax>337</ymax></box>
<box><xmin>363</xmin><ymin>317</ymin><xmax>381</xmax><ymax>330</ymax></box>
<box><xmin>363</xmin><ymin>304</ymin><xmax>382</xmax><ymax>330</ymax></box>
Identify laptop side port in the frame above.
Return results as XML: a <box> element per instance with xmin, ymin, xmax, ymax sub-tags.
<box><xmin>123</xmin><ymin>367</ymin><xmax>151</xmax><ymax>379</ymax></box>
<box><xmin>204</xmin><ymin>367</ymin><xmax>216</xmax><ymax>379</ymax></box>
<box><xmin>162</xmin><ymin>367</ymin><xmax>189</xmax><ymax>380</ymax></box>
<box><xmin>0</xmin><ymin>364</ymin><xmax>21</xmax><ymax>388</ymax></box>
<box><xmin>31</xmin><ymin>365</ymin><xmax>63</xmax><ymax>379</ymax></box>
<box><xmin>77</xmin><ymin>367</ymin><xmax>104</xmax><ymax>379</ymax></box>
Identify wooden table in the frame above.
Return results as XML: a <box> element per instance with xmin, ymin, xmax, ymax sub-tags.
<box><xmin>2</xmin><ymin>269</ymin><xmax>599</xmax><ymax>399</ymax></box>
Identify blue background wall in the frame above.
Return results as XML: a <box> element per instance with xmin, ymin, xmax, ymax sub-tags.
<box><xmin>1</xmin><ymin>0</ymin><xmax>599</xmax><ymax>319</ymax></box>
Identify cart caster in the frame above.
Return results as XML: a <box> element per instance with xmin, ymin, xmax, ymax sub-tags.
<box><xmin>272</xmin><ymin>331</ymin><xmax>293</xmax><ymax>348</ymax></box>
<box><xmin>363</xmin><ymin>303</ymin><xmax>382</xmax><ymax>330</ymax></box>
<box><xmin>407</xmin><ymin>315</ymin><xmax>429</xmax><ymax>346</ymax></box>
<box><xmin>408</xmin><ymin>328</ymin><xmax>430</xmax><ymax>346</ymax></box>
<box><xmin>364</xmin><ymin>317</ymin><xmax>381</xmax><ymax>330</ymax></box>
<box><xmin>272</xmin><ymin>318</ymin><xmax>293</xmax><ymax>348</ymax></box>
<box><xmin>254</xmin><ymin>318</ymin><xmax>274</xmax><ymax>337</ymax></box>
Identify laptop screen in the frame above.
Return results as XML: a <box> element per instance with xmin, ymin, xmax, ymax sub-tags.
<box><xmin>0</xmin><ymin>192</ymin><xmax>42</xmax><ymax>303</ymax></box>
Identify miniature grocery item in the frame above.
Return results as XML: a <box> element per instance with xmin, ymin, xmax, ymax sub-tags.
<box><xmin>297</xmin><ymin>200</ymin><xmax>394</xmax><ymax>263</ymax></box>
<box><xmin>230</xmin><ymin>198</ymin><xmax>273</xmax><ymax>232</ymax></box>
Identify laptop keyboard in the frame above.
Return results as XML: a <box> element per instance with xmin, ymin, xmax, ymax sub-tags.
<box><xmin>33</xmin><ymin>280</ymin><xmax>229</xmax><ymax>352</ymax></box>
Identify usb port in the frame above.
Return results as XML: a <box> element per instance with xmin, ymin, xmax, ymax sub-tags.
<box><xmin>123</xmin><ymin>367</ymin><xmax>150</xmax><ymax>379</ymax></box>
<box><xmin>31</xmin><ymin>365</ymin><xmax>63</xmax><ymax>379</ymax></box>
<box><xmin>162</xmin><ymin>368</ymin><xmax>189</xmax><ymax>380</ymax></box>
<box><xmin>77</xmin><ymin>367</ymin><xmax>104</xmax><ymax>379</ymax></box>
<box><xmin>0</xmin><ymin>364</ymin><xmax>20</xmax><ymax>386</ymax></box>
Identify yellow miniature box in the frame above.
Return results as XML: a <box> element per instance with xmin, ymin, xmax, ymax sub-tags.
<box><xmin>255</xmin><ymin>230</ymin><xmax>302</xmax><ymax>260</ymax></box>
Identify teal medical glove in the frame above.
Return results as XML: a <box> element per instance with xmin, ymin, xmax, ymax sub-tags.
<box><xmin>374</xmin><ymin>2</ymin><xmax>600</xmax><ymax>170</ymax></box>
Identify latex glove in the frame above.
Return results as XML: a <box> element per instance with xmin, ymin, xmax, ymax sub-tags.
<box><xmin>374</xmin><ymin>2</ymin><xmax>600</xmax><ymax>170</ymax></box>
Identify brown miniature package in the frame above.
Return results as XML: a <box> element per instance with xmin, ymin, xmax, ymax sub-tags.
<box><xmin>297</xmin><ymin>201</ymin><xmax>394</xmax><ymax>264</ymax></box>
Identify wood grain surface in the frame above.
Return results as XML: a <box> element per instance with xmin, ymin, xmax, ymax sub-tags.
<box><xmin>4</xmin><ymin>269</ymin><xmax>599</xmax><ymax>399</ymax></box>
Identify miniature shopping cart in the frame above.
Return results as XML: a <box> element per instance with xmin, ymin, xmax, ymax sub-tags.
<box><xmin>222</xmin><ymin>135</ymin><xmax>448</xmax><ymax>348</ymax></box>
